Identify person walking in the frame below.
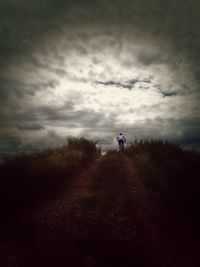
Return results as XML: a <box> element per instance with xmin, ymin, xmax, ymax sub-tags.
<box><xmin>117</xmin><ymin>133</ymin><xmax>126</xmax><ymax>152</ymax></box>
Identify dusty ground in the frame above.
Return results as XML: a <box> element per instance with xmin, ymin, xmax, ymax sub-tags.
<box><xmin>0</xmin><ymin>153</ymin><xmax>199</xmax><ymax>267</ymax></box>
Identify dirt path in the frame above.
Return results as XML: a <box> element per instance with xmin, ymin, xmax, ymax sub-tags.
<box><xmin>0</xmin><ymin>160</ymin><xmax>99</xmax><ymax>267</ymax></box>
<box><xmin>120</xmin><ymin>155</ymin><xmax>186</xmax><ymax>267</ymax></box>
<box><xmin>33</xmin><ymin>158</ymin><xmax>102</xmax><ymax>266</ymax></box>
<box><xmin>1</xmin><ymin>153</ymin><xmax>198</xmax><ymax>267</ymax></box>
<box><xmin>32</xmin><ymin>153</ymin><xmax>186</xmax><ymax>266</ymax></box>
<box><xmin>122</xmin><ymin>155</ymin><xmax>200</xmax><ymax>267</ymax></box>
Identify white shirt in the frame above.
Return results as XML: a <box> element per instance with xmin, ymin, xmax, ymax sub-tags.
<box><xmin>118</xmin><ymin>135</ymin><xmax>126</xmax><ymax>141</ymax></box>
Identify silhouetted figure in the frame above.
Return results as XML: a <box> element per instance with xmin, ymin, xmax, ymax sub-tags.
<box><xmin>117</xmin><ymin>133</ymin><xmax>126</xmax><ymax>152</ymax></box>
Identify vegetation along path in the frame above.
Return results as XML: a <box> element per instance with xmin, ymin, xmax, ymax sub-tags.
<box><xmin>1</xmin><ymin>152</ymin><xmax>199</xmax><ymax>267</ymax></box>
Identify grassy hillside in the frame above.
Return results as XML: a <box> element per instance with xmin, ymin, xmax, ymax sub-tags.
<box><xmin>125</xmin><ymin>138</ymin><xmax>200</xmax><ymax>233</ymax></box>
<box><xmin>1</xmin><ymin>137</ymin><xmax>200</xmax><ymax>266</ymax></box>
<box><xmin>0</xmin><ymin>137</ymin><xmax>101</xmax><ymax>213</ymax></box>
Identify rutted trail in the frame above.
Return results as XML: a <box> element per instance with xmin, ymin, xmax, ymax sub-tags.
<box><xmin>1</xmin><ymin>153</ymin><xmax>197</xmax><ymax>267</ymax></box>
<box><xmin>33</xmin><ymin>153</ymin><xmax>181</xmax><ymax>266</ymax></box>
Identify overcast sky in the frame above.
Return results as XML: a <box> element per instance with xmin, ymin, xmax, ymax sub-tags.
<box><xmin>0</xmin><ymin>0</ymin><xmax>200</xmax><ymax>154</ymax></box>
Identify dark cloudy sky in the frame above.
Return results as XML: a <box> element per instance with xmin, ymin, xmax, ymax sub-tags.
<box><xmin>0</xmin><ymin>0</ymin><xmax>200</xmax><ymax>154</ymax></box>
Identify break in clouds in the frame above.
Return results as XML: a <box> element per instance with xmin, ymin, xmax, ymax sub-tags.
<box><xmin>0</xmin><ymin>0</ymin><xmax>200</xmax><ymax>154</ymax></box>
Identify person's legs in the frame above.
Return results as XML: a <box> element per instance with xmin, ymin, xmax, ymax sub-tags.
<box><xmin>118</xmin><ymin>140</ymin><xmax>124</xmax><ymax>151</ymax></box>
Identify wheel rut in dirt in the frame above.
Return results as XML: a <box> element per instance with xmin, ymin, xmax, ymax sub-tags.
<box><xmin>1</xmin><ymin>153</ymin><xmax>195</xmax><ymax>267</ymax></box>
<box><xmin>33</xmin><ymin>152</ymin><xmax>177</xmax><ymax>267</ymax></box>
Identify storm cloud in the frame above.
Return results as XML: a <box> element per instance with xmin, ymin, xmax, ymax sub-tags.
<box><xmin>0</xmin><ymin>0</ymin><xmax>200</xmax><ymax>154</ymax></box>
<box><xmin>95</xmin><ymin>78</ymin><xmax>152</xmax><ymax>90</ymax></box>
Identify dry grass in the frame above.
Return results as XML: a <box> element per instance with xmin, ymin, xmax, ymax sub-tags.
<box><xmin>0</xmin><ymin>137</ymin><xmax>101</xmax><ymax>214</ymax></box>
<box><xmin>125</xmin><ymin>138</ymin><xmax>200</xmax><ymax>232</ymax></box>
